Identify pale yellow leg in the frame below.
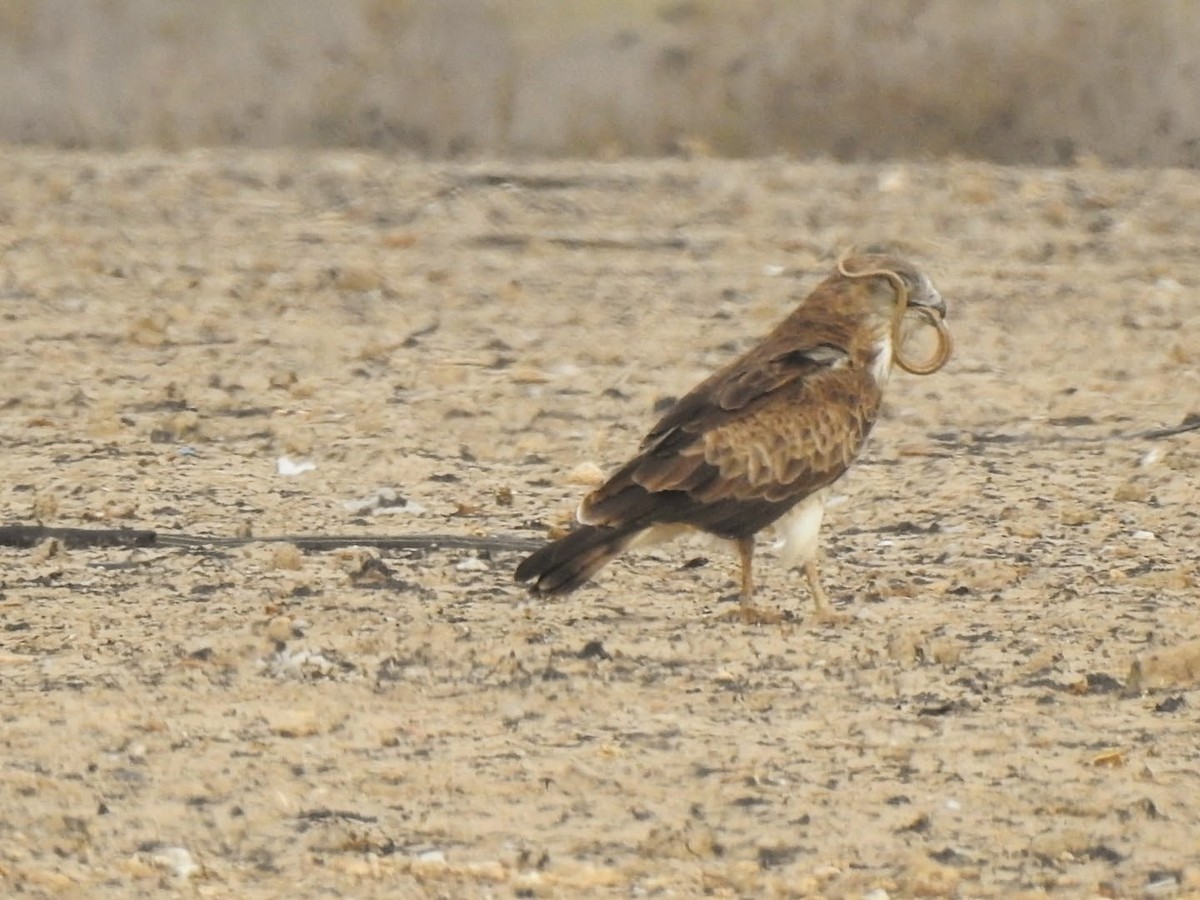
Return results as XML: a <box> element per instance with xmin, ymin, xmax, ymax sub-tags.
<box><xmin>732</xmin><ymin>537</ymin><xmax>787</xmax><ymax>625</ymax></box>
<box><xmin>736</xmin><ymin>536</ymin><xmax>755</xmax><ymax>608</ymax></box>
<box><xmin>804</xmin><ymin>557</ymin><xmax>847</xmax><ymax>624</ymax></box>
<box><xmin>773</xmin><ymin>492</ymin><xmax>844</xmax><ymax>623</ymax></box>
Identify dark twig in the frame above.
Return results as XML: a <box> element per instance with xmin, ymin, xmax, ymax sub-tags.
<box><xmin>1129</xmin><ymin>415</ymin><xmax>1200</xmax><ymax>440</ymax></box>
<box><xmin>927</xmin><ymin>412</ymin><xmax>1200</xmax><ymax>447</ymax></box>
<box><xmin>0</xmin><ymin>525</ymin><xmax>158</xmax><ymax>549</ymax></box>
<box><xmin>0</xmin><ymin>524</ymin><xmax>540</xmax><ymax>554</ymax></box>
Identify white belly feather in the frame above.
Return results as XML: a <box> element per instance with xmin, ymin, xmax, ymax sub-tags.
<box><xmin>773</xmin><ymin>489</ymin><xmax>828</xmax><ymax>567</ymax></box>
<box><xmin>870</xmin><ymin>333</ymin><xmax>894</xmax><ymax>385</ymax></box>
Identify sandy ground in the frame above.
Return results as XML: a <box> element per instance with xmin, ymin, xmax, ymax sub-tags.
<box><xmin>0</xmin><ymin>150</ymin><xmax>1198</xmax><ymax>897</ymax></box>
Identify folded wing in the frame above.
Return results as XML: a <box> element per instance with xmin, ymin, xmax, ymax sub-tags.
<box><xmin>579</xmin><ymin>340</ymin><xmax>881</xmax><ymax>538</ymax></box>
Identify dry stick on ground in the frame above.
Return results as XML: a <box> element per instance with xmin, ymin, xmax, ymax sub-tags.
<box><xmin>0</xmin><ymin>414</ymin><xmax>1193</xmax><ymax>554</ymax></box>
<box><xmin>0</xmin><ymin>524</ymin><xmax>540</xmax><ymax>554</ymax></box>
<box><xmin>943</xmin><ymin>412</ymin><xmax>1200</xmax><ymax>446</ymax></box>
<box><xmin>1131</xmin><ymin>415</ymin><xmax>1200</xmax><ymax>440</ymax></box>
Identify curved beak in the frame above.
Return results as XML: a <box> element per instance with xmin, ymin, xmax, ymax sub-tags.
<box><xmin>908</xmin><ymin>276</ymin><xmax>946</xmax><ymax>319</ymax></box>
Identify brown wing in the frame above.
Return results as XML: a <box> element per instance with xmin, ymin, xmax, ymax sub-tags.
<box><xmin>579</xmin><ymin>340</ymin><xmax>881</xmax><ymax>539</ymax></box>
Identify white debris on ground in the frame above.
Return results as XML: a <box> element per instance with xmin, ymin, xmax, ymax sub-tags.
<box><xmin>276</xmin><ymin>456</ymin><xmax>316</xmax><ymax>476</ymax></box>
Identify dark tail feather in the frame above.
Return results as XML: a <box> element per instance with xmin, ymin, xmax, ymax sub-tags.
<box><xmin>514</xmin><ymin>524</ymin><xmax>640</xmax><ymax>595</ymax></box>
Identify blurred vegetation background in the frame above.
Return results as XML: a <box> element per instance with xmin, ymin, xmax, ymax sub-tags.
<box><xmin>1</xmin><ymin>0</ymin><xmax>1196</xmax><ymax>165</ymax></box>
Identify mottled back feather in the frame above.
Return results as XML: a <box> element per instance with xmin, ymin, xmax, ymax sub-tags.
<box><xmin>578</xmin><ymin>272</ymin><xmax>893</xmax><ymax>539</ymax></box>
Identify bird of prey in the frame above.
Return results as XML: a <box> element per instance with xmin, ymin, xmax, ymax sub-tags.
<box><xmin>515</xmin><ymin>252</ymin><xmax>951</xmax><ymax>620</ymax></box>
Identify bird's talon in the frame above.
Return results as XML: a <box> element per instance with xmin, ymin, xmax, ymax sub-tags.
<box><xmin>810</xmin><ymin>605</ymin><xmax>851</xmax><ymax>626</ymax></box>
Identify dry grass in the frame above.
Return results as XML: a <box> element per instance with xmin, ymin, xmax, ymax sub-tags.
<box><xmin>0</xmin><ymin>0</ymin><xmax>1196</xmax><ymax>164</ymax></box>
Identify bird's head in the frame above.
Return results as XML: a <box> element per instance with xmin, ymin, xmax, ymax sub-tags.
<box><xmin>831</xmin><ymin>251</ymin><xmax>951</xmax><ymax>376</ymax></box>
<box><xmin>835</xmin><ymin>251</ymin><xmax>945</xmax><ymax>320</ymax></box>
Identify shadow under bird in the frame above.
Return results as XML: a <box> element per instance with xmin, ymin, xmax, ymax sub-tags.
<box><xmin>515</xmin><ymin>252</ymin><xmax>951</xmax><ymax>620</ymax></box>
